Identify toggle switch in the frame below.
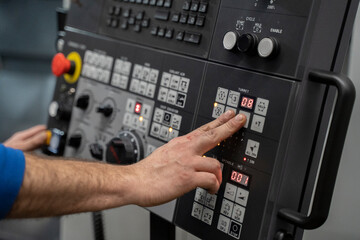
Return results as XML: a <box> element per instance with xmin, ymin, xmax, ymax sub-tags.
<box><xmin>97</xmin><ymin>104</ymin><xmax>113</xmax><ymax>117</ymax></box>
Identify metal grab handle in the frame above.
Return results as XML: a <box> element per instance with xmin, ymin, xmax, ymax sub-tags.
<box><xmin>278</xmin><ymin>70</ymin><xmax>356</xmax><ymax>229</ymax></box>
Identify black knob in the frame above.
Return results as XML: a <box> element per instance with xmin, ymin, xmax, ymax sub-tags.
<box><xmin>237</xmin><ymin>33</ymin><xmax>259</xmax><ymax>53</ymax></box>
<box><xmin>68</xmin><ymin>134</ymin><xmax>82</xmax><ymax>148</ymax></box>
<box><xmin>106</xmin><ymin>131</ymin><xmax>144</xmax><ymax>165</ymax></box>
<box><xmin>97</xmin><ymin>104</ymin><xmax>113</xmax><ymax>117</ymax></box>
<box><xmin>57</xmin><ymin>104</ymin><xmax>72</xmax><ymax>121</ymax></box>
<box><xmin>76</xmin><ymin>95</ymin><xmax>90</xmax><ymax>110</ymax></box>
<box><xmin>90</xmin><ymin>143</ymin><xmax>104</xmax><ymax>160</ymax></box>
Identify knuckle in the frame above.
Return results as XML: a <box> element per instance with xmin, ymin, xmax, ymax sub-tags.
<box><xmin>204</xmin><ymin>129</ymin><xmax>218</xmax><ymax>143</ymax></box>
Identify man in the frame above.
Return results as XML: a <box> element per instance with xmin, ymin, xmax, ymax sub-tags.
<box><xmin>1</xmin><ymin>111</ymin><xmax>246</xmax><ymax>219</ymax></box>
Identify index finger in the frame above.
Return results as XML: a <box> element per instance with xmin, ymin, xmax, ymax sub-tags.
<box><xmin>190</xmin><ymin>114</ymin><xmax>246</xmax><ymax>155</ymax></box>
<box><xmin>16</xmin><ymin>125</ymin><xmax>47</xmax><ymax>140</ymax></box>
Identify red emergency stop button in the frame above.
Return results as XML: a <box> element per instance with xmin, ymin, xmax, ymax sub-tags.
<box><xmin>51</xmin><ymin>53</ymin><xmax>75</xmax><ymax>77</ymax></box>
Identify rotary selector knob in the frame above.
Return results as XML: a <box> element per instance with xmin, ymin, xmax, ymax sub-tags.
<box><xmin>257</xmin><ymin>37</ymin><xmax>279</xmax><ymax>58</ymax></box>
<box><xmin>68</xmin><ymin>133</ymin><xmax>82</xmax><ymax>148</ymax></box>
<box><xmin>76</xmin><ymin>94</ymin><xmax>90</xmax><ymax>110</ymax></box>
<box><xmin>106</xmin><ymin>131</ymin><xmax>144</xmax><ymax>165</ymax></box>
<box><xmin>223</xmin><ymin>31</ymin><xmax>238</xmax><ymax>51</ymax></box>
<box><xmin>96</xmin><ymin>104</ymin><xmax>113</xmax><ymax>117</ymax></box>
<box><xmin>237</xmin><ymin>33</ymin><xmax>259</xmax><ymax>53</ymax></box>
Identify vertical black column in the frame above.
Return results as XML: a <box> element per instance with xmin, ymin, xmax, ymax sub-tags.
<box><xmin>150</xmin><ymin>213</ymin><xmax>176</xmax><ymax>240</ymax></box>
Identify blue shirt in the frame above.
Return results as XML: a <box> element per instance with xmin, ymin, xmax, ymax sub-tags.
<box><xmin>0</xmin><ymin>144</ymin><xmax>25</xmax><ymax>219</ymax></box>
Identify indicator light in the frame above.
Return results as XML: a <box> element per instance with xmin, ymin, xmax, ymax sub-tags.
<box><xmin>168</xmin><ymin>127</ymin><xmax>173</xmax><ymax>133</ymax></box>
<box><xmin>139</xmin><ymin>116</ymin><xmax>144</xmax><ymax>122</ymax></box>
<box><xmin>214</xmin><ymin>102</ymin><xmax>218</xmax><ymax>107</ymax></box>
<box><xmin>243</xmin><ymin>157</ymin><xmax>247</xmax><ymax>161</ymax></box>
<box><xmin>134</xmin><ymin>102</ymin><xmax>142</xmax><ymax>114</ymax></box>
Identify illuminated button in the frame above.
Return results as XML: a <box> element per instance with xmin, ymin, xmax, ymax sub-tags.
<box><xmin>250</xmin><ymin>114</ymin><xmax>265</xmax><ymax>133</ymax></box>
<box><xmin>133</xmin><ymin>64</ymin><xmax>143</xmax><ymax>79</ymax></box>
<box><xmin>168</xmin><ymin>129</ymin><xmax>179</xmax><ymax>140</ymax></box>
<box><xmin>142</xmin><ymin>67</ymin><xmax>151</xmax><ymax>81</ymax></box>
<box><xmin>138</xmin><ymin>81</ymin><xmax>148</xmax><ymax>95</ymax></box>
<box><xmin>191</xmin><ymin>202</ymin><xmax>203</xmax><ymax>220</ymax></box>
<box><xmin>179</xmin><ymin>77</ymin><xmax>190</xmax><ymax>93</ymax></box>
<box><xmin>217</xmin><ymin>215</ymin><xmax>231</xmax><ymax>234</ymax></box>
<box><xmin>146</xmin><ymin>83</ymin><xmax>156</xmax><ymax>98</ymax></box>
<box><xmin>239</xmin><ymin>111</ymin><xmax>251</xmax><ymax>128</ymax></box>
<box><xmin>194</xmin><ymin>187</ymin><xmax>207</xmax><ymax>204</ymax></box>
<box><xmin>162</xmin><ymin>112</ymin><xmax>172</xmax><ymax>126</ymax></box>
<box><xmin>215</xmin><ymin>87</ymin><xmax>229</xmax><ymax>104</ymax></box>
<box><xmin>220</xmin><ymin>198</ymin><xmax>234</xmax><ymax>217</ymax></box>
<box><xmin>130</xmin><ymin>79</ymin><xmax>140</xmax><ymax>93</ymax></box>
<box><xmin>141</xmin><ymin>104</ymin><xmax>152</xmax><ymax>119</ymax></box>
<box><xmin>171</xmin><ymin>114</ymin><xmax>182</xmax><ymax>130</ymax></box>
<box><xmin>150</xmin><ymin>123</ymin><xmax>161</xmax><ymax>137</ymax></box>
<box><xmin>201</xmin><ymin>207</ymin><xmax>214</xmax><ymax>225</ymax></box>
<box><xmin>176</xmin><ymin>93</ymin><xmax>187</xmax><ymax>108</ymax></box>
<box><xmin>123</xmin><ymin>112</ymin><xmax>132</xmax><ymax>126</ymax></box>
<box><xmin>229</xmin><ymin>221</ymin><xmax>242</xmax><ymax>239</ymax></box>
<box><xmin>205</xmin><ymin>193</ymin><xmax>217</xmax><ymax>209</ymax></box>
<box><xmin>158</xmin><ymin>87</ymin><xmax>169</xmax><ymax>102</ymax></box>
<box><xmin>159</xmin><ymin>126</ymin><xmax>170</xmax><ymax>141</ymax></box>
<box><xmin>227</xmin><ymin>90</ymin><xmax>240</xmax><ymax>107</ymax></box>
<box><xmin>232</xmin><ymin>204</ymin><xmax>246</xmax><ymax>223</ymax></box>
<box><xmin>134</xmin><ymin>102</ymin><xmax>142</xmax><ymax>114</ymax></box>
<box><xmin>153</xmin><ymin>108</ymin><xmax>164</xmax><ymax>123</ymax></box>
<box><xmin>235</xmin><ymin>188</ymin><xmax>249</xmax><ymax>207</ymax></box>
<box><xmin>245</xmin><ymin>139</ymin><xmax>259</xmax><ymax>158</ymax></box>
<box><xmin>126</xmin><ymin>99</ymin><xmax>136</xmax><ymax>112</ymax></box>
<box><xmin>254</xmin><ymin>98</ymin><xmax>269</xmax><ymax>116</ymax></box>
<box><xmin>167</xmin><ymin>90</ymin><xmax>177</xmax><ymax>105</ymax></box>
<box><xmin>170</xmin><ymin>75</ymin><xmax>180</xmax><ymax>90</ymax></box>
<box><xmin>212</xmin><ymin>103</ymin><xmax>225</xmax><ymax>119</ymax></box>
<box><xmin>161</xmin><ymin>72</ymin><xmax>171</xmax><ymax>87</ymax></box>
<box><xmin>224</xmin><ymin>183</ymin><xmax>237</xmax><ymax>201</ymax></box>
<box><xmin>149</xmin><ymin>69</ymin><xmax>159</xmax><ymax>84</ymax></box>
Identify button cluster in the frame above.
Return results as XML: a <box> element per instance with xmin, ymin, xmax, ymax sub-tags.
<box><xmin>111</xmin><ymin>58</ymin><xmax>133</xmax><ymax>89</ymax></box>
<box><xmin>106</xmin><ymin>4</ymin><xmax>151</xmax><ymax>33</ymax></box>
<box><xmin>158</xmin><ymin>72</ymin><xmax>189</xmax><ymax>108</ymax></box>
<box><xmin>82</xmin><ymin>50</ymin><xmax>113</xmax><ymax>84</ymax></box>
<box><xmin>123</xmin><ymin>99</ymin><xmax>152</xmax><ymax>133</ymax></box>
<box><xmin>191</xmin><ymin>188</ymin><xmax>217</xmax><ymax>225</ymax></box>
<box><xmin>129</xmin><ymin>64</ymin><xmax>159</xmax><ymax>98</ymax></box>
<box><xmin>150</xmin><ymin>107</ymin><xmax>182</xmax><ymax>142</ymax></box>
<box><xmin>217</xmin><ymin>183</ymin><xmax>249</xmax><ymax>239</ymax></box>
<box><xmin>212</xmin><ymin>87</ymin><xmax>269</xmax><ymax>134</ymax></box>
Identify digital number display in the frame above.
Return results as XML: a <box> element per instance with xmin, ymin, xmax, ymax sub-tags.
<box><xmin>240</xmin><ymin>96</ymin><xmax>255</xmax><ymax>110</ymax></box>
<box><xmin>230</xmin><ymin>170</ymin><xmax>250</xmax><ymax>187</ymax></box>
<box><xmin>134</xmin><ymin>102</ymin><xmax>142</xmax><ymax>114</ymax></box>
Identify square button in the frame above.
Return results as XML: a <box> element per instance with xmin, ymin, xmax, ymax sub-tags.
<box><xmin>167</xmin><ymin>90</ymin><xmax>178</xmax><ymax>105</ymax></box>
<box><xmin>194</xmin><ymin>187</ymin><xmax>207</xmax><ymax>204</ymax></box>
<box><xmin>168</xmin><ymin>129</ymin><xmax>179</xmax><ymax>141</ymax></box>
<box><xmin>161</xmin><ymin>72</ymin><xmax>172</xmax><ymax>87</ymax></box>
<box><xmin>138</xmin><ymin>118</ymin><xmax>149</xmax><ymax>132</ymax></box>
<box><xmin>215</xmin><ymin>87</ymin><xmax>229</xmax><ymax>104</ymax></box>
<box><xmin>176</xmin><ymin>93</ymin><xmax>187</xmax><ymax>108</ymax></box>
<box><xmin>149</xmin><ymin>69</ymin><xmax>159</xmax><ymax>84</ymax></box>
<box><xmin>227</xmin><ymin>90</ymin><xmax>241</xmax><ymax>107</ymax></box>
<box><xmin>239</xmin><ymin>111</ymin><xmax>251</xmax><ymax>128</ymax></box>
<box><xmin>141</xmin><ymin>104</ymin><xmax>152</xmax><ymax>119</ymax></box>
<box><xmin>201</xmin><ymin>207</ymin><xmax>214</xmax><ymax>225</ymax></box>
<box><xmin>171</xmin><ymin>114</ymin><xmax>182</xmax><ymax>130</ymax></box>
<box><xmin>119</xmin><ymin>75</ymin><xmax>129</xmax><ymax>89</ymax></box>
<box><xmin>150</xmin><ymin>123</ymin><xmax>161</xmax><ymax>137</ymax></box>
<box><xmin>153</xmin><ymin>108</ymin><xmax>164</xmax><ymax>123</ymax></box>
<box><xmin>229</xmin><ymin>221</ymin><xmax>242</xmax><ymax>239</ymax></box>
<box><xmin>111</xmin><ymin>73</ymin><xmax>121</xmax><ymax>87</ymax></box>
<box><xmin>163</xmin><ymin>111</ymin><xmax>172</xmax><ymax>126</ymax></box>
<box><xmin>217</xmin><ymin>215</ymin><xmax>231</xmax><ymax>234</ymax></box>
<box><xmin>225</xmin><ymin>106</ymin><xmax>237</xmax><ymax>115</ymax></box>
<box><xmin>123</xmin><ymin>112</ymin><xmax>132</xmax><ymax>126</ymax></box>
<box><xmin>170</xmin><ymin>75</ymin><xmax>180</xmax><ymax>90</ymax></box>
<box><xmin>159</xmin><ymin>126</ymin><xmax>170</xmax><ymax>141</ymax></box>
<box><xmin>231</xmin><ymin>204</ymin><xmax>246</xmax><ymax>223</ymax></box>
<box><xmin>224</xmin><ymin>183</ymin><xmax>237</xmax><ymax>201</ymax></box>
<box><xmin>146</xmin><ymin>83</ymin><xmax>156</xmax><ymax>98</ymax></box>
<box><xmin>179</xmin><ymin>77</ymin><xmax>190</xmax><ymax>92</ymax></box>
<box><xmin>146</xmin><ymin>144</ymin><xmax>156</xmax><ymax>156</ymax></box>
<box><xmin>235</xmin><ymin>188</ymin><xmax>249</xmax><ymax>207</ymax></box>
<box><xmin>250</xmin><ymin>114</ymin><xmax>265</xmax><ymax>133</ymax></box>
<box><xmin>220</xmin><ymin>198</ymin><xmax>234</xmax><ymax>217</ymax></box>
<box><xmin>121</xmin><ymin>61</ymin><xmax>132</xmax><ymax>76</ymax></box>
<box><xmin>126</xmin><ymin>99</ymin><xmax>136</xmax><ymax>112</ymax></box>
<box><xmin>129</xmin><ymin>79</ymin><xmax>140</xmax><ymax>93</ymax></box>
<box><xmin>138</xmin><ymin>81</ymin><xmax>148</xmax><ymax>95</ymax></box>
<box><xmin>191</xmin><ymin>202</ymin><xmax>203</xmax><ymax>220</ymax></box>
<box><xmin>142</xmin><ymin>67</ymin><xmax>151</xmax><ymax>81</ymax></box>
<box><xmin>158</xmin><ymin>87</ymin><xmax>169</xmax><ymax>102</ymax></box>
<box><xmin>245</xmin><ymin>139</ymin><xmax>260</xmax><ymax>158</ymax></box>
<box><xmin>212</xmin><ymin>104</ymin><xmax>225</xmax><ymax>119</ymax></box>
<box><xmin>205</xmin><ymin>193</ymin><xmax>217</xmax><ymax>209</ymax></box>
<box><xmin>254</xmin><ymin>98</ymin><xmax>269</xmax><ymax>116</ymax></box>
<box><xmin>131</xmin><ymin>115</ymin><xmax>140</xmax><ymax>129</ymax></box>
<box><xmin>133</xmin><ymin>64</ymin><xmax>143</xmax><ymax>79</ymax></box>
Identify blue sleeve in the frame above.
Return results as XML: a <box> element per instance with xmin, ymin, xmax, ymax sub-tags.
<box><xmin>0</xmin><ymin>144</ymin><xmax>25</xmax><ymax>219</ymax></box>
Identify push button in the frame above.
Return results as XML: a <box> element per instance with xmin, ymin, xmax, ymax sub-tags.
<box><xmin>184</xmin><ymin>32</ymin><xmax>201</xmax><ymax>44</ymax></box>
<box><xmin>229</xmin><ymin>221</ymin><xmax>242</xmax><ymax>239</ymax></box>
<box><xmin>154</xmin><ymin>10</ymin><xmax>169</xmax><ymax>21</ymax></box>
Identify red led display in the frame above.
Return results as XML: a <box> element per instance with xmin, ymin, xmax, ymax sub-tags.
<box><xmin>230</xmin><ymin>170</ymin><xmax>250</xmax><ymax>187</ymax></box>
<box><xmin>240</xmin><ymin>96</ymin><xmax>254</xmax><ymax>110</ymax></box>
<box><xmin>134</xmin><ymin>102</ymin><xmax>142</xmax><ymax>114</ymax></box>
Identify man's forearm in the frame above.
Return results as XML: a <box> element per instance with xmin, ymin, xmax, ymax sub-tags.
<box><xmin>8</xmin><ymin>153</ymin><xmax>133</xmax><ymax>218</ymax></box>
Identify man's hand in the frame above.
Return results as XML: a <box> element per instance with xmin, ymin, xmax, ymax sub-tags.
<box><xmin>3</xmin><ymin>125</ymin><xmax>47</xmax><ymax>151</ymax></box>
<box><xmin>127</xmin><ymin>110</ymin><xmax>246</xmax><ymax>207</ymax></box>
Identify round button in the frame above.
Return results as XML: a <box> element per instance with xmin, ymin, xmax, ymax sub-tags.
<box><xmin>257</xmin><ymin>37</ymin><xmax>279</xmax><ymax>58</ymax></box>
<box><xmin>51</xmin><ymin>53</ymin><xmax>75</xmax><ymax>77</ymax></box>
<box><xmin>237</xmin><ymin>33</ymin><xmax>258</xmax><ymax>53</ymax></box>
<box><xmin>223</xmin><ymin>31</ymin><xmax>238</xmax><ymax>51</ymax></box>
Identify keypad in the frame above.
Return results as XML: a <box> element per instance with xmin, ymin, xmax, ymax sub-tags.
<box><xmin>150</xmin><ymin>107</ymin><xmax>182</xmax><ymax>142</ymax></box>
<box><xmin>129</xmin><ymin>64</ymin><xmax>159</xmax><ymax>98</ymax></box>
<box><xmin>191</xmin><ymin>187</ymin><xmax>218</xmax><ymax>226</ymax></box>
<box><xmin>123</xmin><ymin>98</ymin><xmax>152</xmax><ymax>133</ymax></box>
<box><xmin>82</xmin><ymin>50</ymin><xmax>113</xmax><ymax>84</ymax></box>
<box><xmin>158</xmin><ymin>72</ymin><xmax>189</xmax><ymax>108</ymax></box>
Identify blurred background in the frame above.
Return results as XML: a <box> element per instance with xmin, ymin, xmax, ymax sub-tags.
<box><xmin>0</xmin><ymin>0</ymin><xmax>359</xmax><ymax>239</ymax></box>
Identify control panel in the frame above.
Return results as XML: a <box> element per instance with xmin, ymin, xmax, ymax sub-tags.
<box><xmin>46</xmin><ymin>0</ymin><xmax>358</xmax><ymax>239</ymax></box>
